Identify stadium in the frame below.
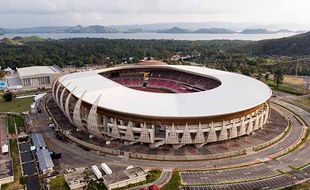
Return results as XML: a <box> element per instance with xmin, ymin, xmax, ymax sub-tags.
<box><xmin>52</xmin><ymin>65</ymin><xmax>272</xmax><ymax>149</ymax></box>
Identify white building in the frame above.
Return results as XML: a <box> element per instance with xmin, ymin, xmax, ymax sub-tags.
<box><xmin>16</xmin><ymin>65</ymin><xmax>63</xmax><ymax>89</ymax></box>
<box><xmin>103</xmin><ymin>167</ymin><xmax>147</xmax><ymax>190</ymax></box>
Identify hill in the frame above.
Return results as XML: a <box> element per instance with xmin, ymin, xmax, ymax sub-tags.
<box><xmin>0</xmin><ymin>38</ymin><xmax>23</xmax><ymax>45</ymax></box>
<box><xmin>193</xmin><ymin>28</ymin><xmax>236</xmax><ymax>34</ymax></box>
<box><xmin>241</xmin><ymin>29</ymin><xmax>276</xmax><ymax>34</ymax></box>
<box><xmin>157</xmin><ymin>27</ymin><xmax>189</xmax><ymax>33</ymax></box>
<box><xmin>0</xmin><ymin>36</ymin><xmax>45</xmax><ymax>45</ymax></box>
<box><xmin>241</xmin><ymin>31</ymin><xmax>310</xmax><ymax>55</ymax></box>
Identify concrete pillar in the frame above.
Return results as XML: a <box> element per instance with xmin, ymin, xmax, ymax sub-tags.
<box><xmin>229</xmin><ymin>119</ymin><xmax>238</xmax><ymax>139</ymax></box>
<box><xmin>150</xmin><ymin>125</ymin><xmax>155</xmax><ymax>143</ymax></box>
<box><xmin>52</xmin><ymin>79</ymin><xmax>57</xmax><ymax>100</ymax></box>
<box><xmin>73</xmin><ymin>91</ymin><xmax>86</xmax><ymax>130</ymax></box>
<box><xmin>55</xmin><ymin>83</ymin><xmax>62</xmax><ymax>106</ymax></box>
<box><xmin>218</xmin><ymin>121</ymin><xmax>228</xmax><ymax>141</ymax></box>
<box><xmin>253</xmin><ymin>111</ymin><xmax>260</xmax><ymax>131</ymax></box>
<box><xmin>194</xmin><ymin>123</ymin><xmax>205</xmax><ymax>144</ymax></box>
<box><xmin>259</xmin><ymin>110</ymin><xmax>264</xmax><ymax>129</ymax></box>
<box><xmin>87</xmin><ymin>95</ymin><xmax>101</xmax><ymax>134</ymax></box>
<box><xmin>111</xmin><ymin>118</ymin><xmax>121</xmax><ymax>138</ymax></box>
<box><xmin>124</xmin><ymin>121</ymin><xmax>135</xmax><ymax>141</ymax></box>
<box><xmin>264</xmin><ymin>103</ymin><xmax>270</xmax><ymax>124</ymax></box>
<box><xmin>59</xmin><ymin>87</ymin><xmax>67</xmax><ymax>113</ymax></box>
<box><xmin>247</xmin><ymin>116</ymin><xmax>254</xmax><ymax>134</ymax></box>
<box><xmin>207</xmin><ymin>122</ymin><xmax>217</xmax><ymax>143</ymax></box>
<box><xmin>166</xmin><ymin>124</ymin><xmax>179</xmax><ymax>144</ymax></box>
<box><xmin>140</xmin><ymin>122</ymin><xmax>151</xmax><ymax>143</ymax></box>
<box><xmin>239</xmin><ymin>118</ymin><xmax>246</xmax><ymax>136</ymax></box>
<box><xmin>65</xmin><ymin>92</ymin><xmax>73</xmax><ymax>124</ymax></box>
<box><xmin>102</xmin><ymin>116</ymin><xmax>108</xmax><ymax>132</ymax></box>
<box><xmin>181</xmin><ymin>123</ymin><xmax>192</xmax><ymax>144</ymax></box>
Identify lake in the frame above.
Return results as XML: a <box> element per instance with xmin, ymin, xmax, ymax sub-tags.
<box><xmin>0</xmin><ymin>32</ymin><xmax>298</xmax><ymax>41</ymax></box>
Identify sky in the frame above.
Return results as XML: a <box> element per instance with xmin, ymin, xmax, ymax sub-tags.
<box><xmin>0</xmin><ymin>0</ymin><xmax>310</xmax><ymax>29</ymax></box>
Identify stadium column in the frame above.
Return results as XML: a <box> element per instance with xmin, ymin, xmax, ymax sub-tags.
<box><xmin>229</xmin><ymin>119</ymin><xmax>238</xmax><ymax>139</ymax></box>
<box><xmin>111</xmin><ymin>118</ymin><xmax>121</xmax><ymax>138</ymax></box>
<box><xmin>52</xmin><ymin>78</ymin><xmax>57</xmax><ymax>100</ymax></box>
<box><xmin>239</xmin><ymin>117</ymin><xmax>246</xmax><ymax>136</ymax></box>
<box><xmin>55</xmin><ymin>82</ymin><xmax>62</xmax><ymax>107</ymax></box>
<box><xmin>60</xmin><ymin>82</ymin><xmax>70</xmax><ymax>113</ymax></box>
<box><xmin>139</xmin><ymin>122</ymin><xmax>151</xmax><ymax>143</ymax></box>
<box><xmin>102</xmin><ymin>116</ymin><xmax>108</xmax><ymax>133</ymax></box>
<box><xmin>218</xmin><ymin>121</ymin><xmax>228</xmax><ymax>141</ymax></box>
<box><xmin>87</xmin><ymin>95</ymin><xmax>101</xmax><ymax>135</ymax></box>
<box><xmin>259</xmin><ymin>107</ymin><xmax>265</xmax><ymax>129</ymax></box>
<box><xmin>73</xmin><ymin>91</ymin><xmax>87</xmax><ymax>130</ymax></box>
<box><xmin>181</xmin><ymin>123</ymin><xmax>192</xmax><ymax>144</ymax></box>
<box><xmin>264</xmin><ymin>103</ymin><xmax>270</xmax><ymax>124</ymax></box>
<box><xmin>207</xmin><ymin>122</ymin><xmax>217</xmax><ymax>143</ymax></box>
<box><xmin>247</xmin><ymin>115</ymin><xmax>254</xmax><ymax>134</ymax></box>
<box><xmin>124</xmin><ymin>121</ymin><xmax>135</xmax><ymax>141</ymax></box>
<box><xmin>166</xmin><ymin>124</ymin><xmax>179</xmax><ymax>144</ymax></box>
<box><xmin>65</xmin><ymin>87</ymin><xmax>77</xmax><ymax>124</ymax></box>
<box><xmin>194</xmin><ymin>123</ymin><xmax>205</xmax><ymax>144</ymax></box>
<box><xmin>253</xmin><ymin>111</ymin><xmax>260</xmax><ymax>131</ymax></box>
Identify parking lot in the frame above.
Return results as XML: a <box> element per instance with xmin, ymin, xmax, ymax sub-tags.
<box><xmin>180</xmin><ymin>164</ymin><xmax>279</xmax><ymax>185</ymax></box>
<box><xmin>181</xmin><ymin>175</ymin><xmax>296</xmax><ymax>190</ymax></box>
<box><xmin>18</xmin><ymin>137</ymin><xmax>40</xmax><ymax>190</ymax></box>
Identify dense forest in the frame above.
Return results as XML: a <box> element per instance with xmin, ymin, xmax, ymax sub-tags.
<box><xmin>1</xmin><ymin>33</ymin><xmax>310</xmax><ymax>76</ymax></box>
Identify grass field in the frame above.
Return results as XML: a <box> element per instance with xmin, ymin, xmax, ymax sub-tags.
<box><xmin>162</xmin><ymin>171</ymin><xmax>181</xmax><ymax>190</ymax></box>
<box><xmin>7</xmin><ymin>116</ymin><xmax>16</xmax><ymax>134</ymax></box>
<box><xmin>10</xmin><ymin>139</ymin><xmax>21</xmax><ymax>181</ymax></box>
<box><xmin>267</xmin><ymin>80</ymin><xmax>302</xmax><ymax>95</ymax></box>
<box><xmin>294</xmin><ymin>97</ymin><xmax>310</xmax><ymax>107</ymax></box>
<box><xmin>0</xmin><ymin>97</ymin><xmax>33</xmax><ymax>113</ymax></box>
<box><xmin>49</xmin><ymin>175</ymin><xmax>70</xmax><ymax>190</ymax></box>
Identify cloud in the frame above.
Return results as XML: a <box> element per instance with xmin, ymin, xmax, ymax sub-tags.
<box><xmin>0</xmin><ymin>0</ymin><xmax>310</xmax><ymax>29</ymax></box>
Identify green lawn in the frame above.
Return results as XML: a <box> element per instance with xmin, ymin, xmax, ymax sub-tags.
<box><xmin>10</xmin><ymin>139</ymin><xmax>21</xmax><ymax>181</ymax></box>
<box><xmin>49</xmin><ymin>175</ymin><xmax>70</xmax><ymax>190</ymax></box>
<box><xmin>162</xmin><ymin>171</ymin><xmax>181</xmax><ymax>190</ymax></box>
<box><xmin>267</xmin><ymin>80</ymin><xmax>302</xmax><ymax>95</ymax></box>
<box><xmin>14</xmin><ymin>115</ymin><xmax>25</xmax><ymax>133</ymax></box>
<box><xmin>0</xmin><ymin>97</ymin><xmax>33</xmax><ymax>113</ymax></box>
<box><xmin>7</xmin><ymin>116</ymin><xmax>16</xmax><ymax>134</ymax></box>
<box><xmin>294</xmin><ymin>97</ymin><xmax>310</xmax><ymax>108</ymax></box>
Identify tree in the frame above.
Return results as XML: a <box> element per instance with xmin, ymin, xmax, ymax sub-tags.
<box><xmin>264</xmin><ymin>73</ymin><xmax>270</xmax><ymax>81</ymax></box>
<box><xmin>19</xmin><ymin>176</ymin><xmax>29</xmax><ymax>189</ymax></box>
<box><xmin>83</xmin><ymin>169</ymin><xmax>99</xmax><ymax>190</ymax></box>
<box><xmin>274</xmin><ymin>69</ymin><xmax>284</xmax><ymax>86</ymax></box>
<box><xmin>3</xmin><ymin>91</ymin><xmax>13</xmax><ymax>102</ymax></box>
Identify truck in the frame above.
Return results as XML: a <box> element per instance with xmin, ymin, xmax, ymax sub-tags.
<box><xmin>100</xmin><ymin>162</ymin><xmax>112</xmax><ymax>175</ymax></box>
<box><xmin>91</xmin><ymin>165</ymin><xmax>102</xmax><ymax>179</ymax></box>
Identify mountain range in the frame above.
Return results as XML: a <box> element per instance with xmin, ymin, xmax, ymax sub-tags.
<box><xmin>0</xmin><ymin>24</ymin><xmax>298</xmax><ymax>34</ymax></box>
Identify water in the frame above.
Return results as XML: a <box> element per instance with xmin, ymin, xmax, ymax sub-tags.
<box><xmin>0</xmin><ymin>32</ymin><xmax>298</xmax><ymax>41</ymax></box>
<box><xmin>0</xmin><ymin>81</ymin><xmax>7</xmax><ymax>89</ymax></box>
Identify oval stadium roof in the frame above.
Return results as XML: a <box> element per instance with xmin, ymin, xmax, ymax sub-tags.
<box><xmin>58</xmin><ymin>65</ymin><xmax>272</xmax><ymax>118</ymax></box>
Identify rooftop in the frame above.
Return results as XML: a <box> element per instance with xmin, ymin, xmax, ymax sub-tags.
<box><xmin>103</xmin><ymin>167</ymin><xmax>147</xmax><ymax>185</ymax></box>
<box><xmin>64</xmin><ymin>168</ymin><xmax>86</xmax><ymax>190</ymax></box>
<box><xmin>17</xmin><ymin>65</ymin><xmax>62</xmax><ymax>78</ymax></box>
<box><xmin>36</xmin><ymin>148</ymin><xmax>54</xmax><ymax>171</ymax></box>
<box><xmin>58</xmin><ymin>65</ymin><xmax>272</xmax><ymax>118</ymax></box>
<box><xmin>31</xmin><ymin>133</ymin><xmax>46</xmax><ymax>149</ymax></box>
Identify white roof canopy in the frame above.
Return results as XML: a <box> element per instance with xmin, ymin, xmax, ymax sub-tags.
<box><xmin>58</xmin><ymin>65</ymin><xmax>272</xmax><ymax>118</ymax></box>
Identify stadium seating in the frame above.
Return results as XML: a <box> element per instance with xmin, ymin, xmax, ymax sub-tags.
<box><xmin>104</xmin><ymin>68</ymin><xmax>221</xmax><ymax>93</ymax></box>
